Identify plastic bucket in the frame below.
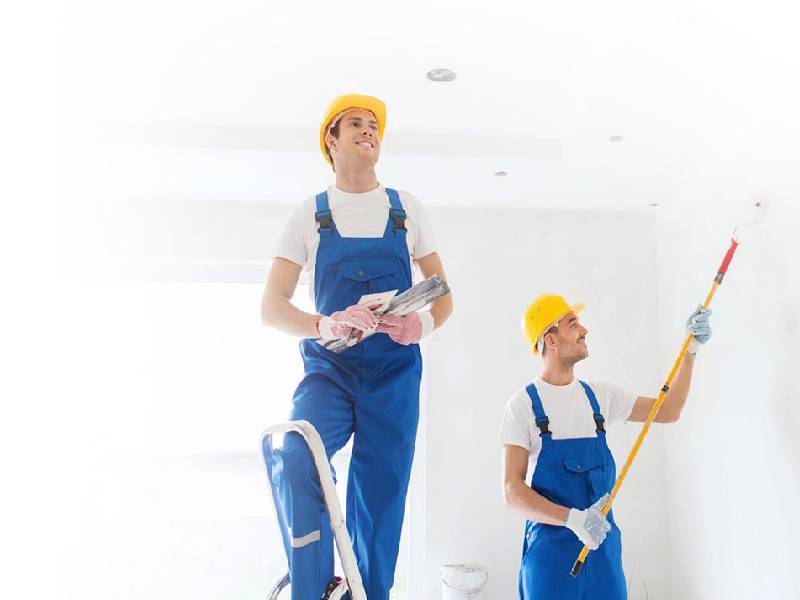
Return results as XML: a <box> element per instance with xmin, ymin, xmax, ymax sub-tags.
<box><xmin>440</xmin><ymin>564</ymin><xmax>488</xmax><ymax>599</ymax></box>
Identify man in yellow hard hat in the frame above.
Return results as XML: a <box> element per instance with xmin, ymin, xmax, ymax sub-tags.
<box><xmin>261</xmin><ymin>94</ymin><xmax>453</xmax><ymax>599</ymax></box>
<box><xmin>502</xmin><ymin>293</ymin><xmax>711</xmax><ymax>600</ymax></box>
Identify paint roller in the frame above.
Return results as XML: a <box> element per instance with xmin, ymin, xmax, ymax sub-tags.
<box><xmin>733</xmin><ymin>198</ymin><xmax>769</xmax><ymax>242</ymax></box>
<box><xmin>570</xmin><ymin>196</ymin><xmax>768</xmax><ymax>577</ymax></box>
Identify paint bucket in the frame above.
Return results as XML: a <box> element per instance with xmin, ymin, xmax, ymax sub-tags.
<box><xmin>440</xmin><ymin>564</ymin><xmax>488</xmax><ymax>599</ymax></box>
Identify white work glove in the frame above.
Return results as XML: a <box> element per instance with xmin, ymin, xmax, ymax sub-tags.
<box><xmin>564</xmin><ymin>494</ymin><xmax>611</xmax><ymax>550</ymax></box>
<box><xmin>316</xmin><ymin>304</ymin><xmax>379</xmax><ymax>341</ymax></box>
<box><xmin>686</xmin><ymin>306</ymin><xmax>713</xmax><ymax>355</ymax></box>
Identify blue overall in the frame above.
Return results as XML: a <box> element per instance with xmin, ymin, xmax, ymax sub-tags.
<box><xmin>518</xmin><ymin>381</ymin><xmax>627</xmax><ymax>600</ymax></box>
<box><xmin>263</xmin><ymin>188</ymin><xmax>422</xmax><ymax>600</ymax></box>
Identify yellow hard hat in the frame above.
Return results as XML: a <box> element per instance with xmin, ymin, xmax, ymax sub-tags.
<box><xmin>522</xmin><ymin>293</ymin><xmax>585</xmax><ymax>354</ymax></box>
<box><xmin>319</xmin><ymin>93</ymin><xmax>387</xmax><ymax>167</ymax></box>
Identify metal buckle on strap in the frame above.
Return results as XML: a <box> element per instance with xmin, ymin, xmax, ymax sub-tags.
<box><xmin>535</xmin><ymin>416</ymin><xmax>552</xmax><ymax>437</ymax></box>
<box><xmin>315</xmin><ymin>209</ymin><xmax>333</xmax><ymax>231</ymax></box>
<box><xmin>389</xmin><ymin>208</ymin><xmax>407</xmax><ymax>231</ymax></box>
<box><xmin>594</xmin><ymin>414</ymin><xmax>606</xmax><ymax>433</ymax></box>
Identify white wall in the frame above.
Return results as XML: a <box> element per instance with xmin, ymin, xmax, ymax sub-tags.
<box><xmin>654</xmin><ymin>170</ymin><xmax>800</xmax><ymax>599</ymax></box>
<box><xmin>49</xmin><ymin>200</ymin><xmax>300</xmax><ymax>600</ymax></box>
<box><xmin>422</xmin><ymin>206</ymin><xmax>671</xmax><ymax>599</ymax></box>
<box><xmin>57</xmin><ymin>195</ymin><xmax>750</xmax><ymax>599</ymax></box>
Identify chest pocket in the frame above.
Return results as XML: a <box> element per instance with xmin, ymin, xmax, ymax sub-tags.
<box><xmin>338</xmin><ymin>258</ymin><xmax>406</xmax><ymax>295</ymax></box>
<box><xmin>562</xmin><ymin>454</ymin><xmax>609</xmax><ymax>504</ymax></box>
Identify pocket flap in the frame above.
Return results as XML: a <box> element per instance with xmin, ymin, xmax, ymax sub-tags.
<box><xmin>340</xmin><ymin>260</ymin><xmax>400</xmax><ymax>282</ymax></box>
<box><xmin>562</xmin><ymin>454</ymin><xmax>604</xmax><ymax>474</ymax></box>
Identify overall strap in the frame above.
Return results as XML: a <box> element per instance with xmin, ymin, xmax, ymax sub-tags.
<box><xmin>385</xmin><ymin>188</ymin><xmax>407</xmax><ymax>233</ymax></box>
<box><xmin>579</xmin><ymin>381</ymin><xmax>606</xmax><ymax>434</ymax></box>
<box><xmin>525</xmin><ymin>383</ymin><xmax>552</xmax><ymax>438</ymax></box>
<box><xmin>314</xmin><ymin>191</ymin><xmax>335</xmax><ymax>237</ymax></box>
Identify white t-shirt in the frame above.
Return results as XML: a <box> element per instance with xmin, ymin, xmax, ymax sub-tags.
<box><xmin>499</xmin><ymin>378</ymin><xmax>637</xmax><ymax>471</ymax></box>
<box><xmin>271</xmin><ymin>185</ymin><xmax>436</xmax><ymax>299</ymax></box>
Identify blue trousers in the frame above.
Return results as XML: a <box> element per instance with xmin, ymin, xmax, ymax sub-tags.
<box><xmin>264</xmin><ymin>340</ymin><xmax>422</xmax><ymax>599</ymax></box>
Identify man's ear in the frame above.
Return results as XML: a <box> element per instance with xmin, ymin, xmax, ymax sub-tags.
<box><xmin>325</xmin><ymin>132</ymin><xmax>337</xmax><ymax>156</ymax></box>
<box><xmin>544</xmin><ymin>331</ymin><xmax>556</xmax><ymax>352</ymax></box>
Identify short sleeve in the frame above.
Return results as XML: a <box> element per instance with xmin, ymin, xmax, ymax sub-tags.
<box><xmin>400</xmin><ymin>191</ymin><xmax>437</xmax><ymax>259</ymax></box>
<box><xmin>498</xmin><ymin>390</ymin><xmax>535</xmax><ymax>451</ymax></box>
<box><xmin>595</xmin><ymin>381</ymin><xmax>637</xmax><ymax>424</ymax></box>
<box><xmin>271</xmin><ymin>203</ymin><xmax>310</xmax><ymax>268</ymax></box>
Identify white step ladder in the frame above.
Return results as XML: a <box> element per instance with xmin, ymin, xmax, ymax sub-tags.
<box><xmin>262</xmin><ymin>420</ymin><xmax>367</xmax><ymax>600</ymax></box>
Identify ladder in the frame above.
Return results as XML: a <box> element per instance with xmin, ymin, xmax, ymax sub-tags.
<box><xmin>262</xmin><ymin>420</ymin><xmax>367</xmax><ymax>600</ymax></box>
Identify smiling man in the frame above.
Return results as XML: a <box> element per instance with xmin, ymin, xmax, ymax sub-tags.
<box><xmin>261</xmin><ymin>94</ymin><xmax>452</xmax><ymax>599</ymax></box>
<box><xmin>501</xmin><ymin>293</ymin><xmax>712</xmax><ymax>599</ymax></box>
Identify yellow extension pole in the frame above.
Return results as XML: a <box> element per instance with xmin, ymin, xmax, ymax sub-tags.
<box><xmin>570</xmin><ymin>237</ymin><xmax>740</xmax><ymax>577</ymax></box>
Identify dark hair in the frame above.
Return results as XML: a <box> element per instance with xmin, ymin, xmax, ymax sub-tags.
<box><xmin>325</xmin><ymin>120</ymin><xmax>341</xmax><ymax>169</ymax></box>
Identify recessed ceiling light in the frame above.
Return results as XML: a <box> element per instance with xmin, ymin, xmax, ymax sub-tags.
<box><xmin>427</xmin><ymin>68</ymin><xmax>457</xmax><ymax>82</ymax></box>
<box><xmin>609</xmin><ymin>135</ymin><xmax>624</xmax><ymax>142</ymax></box>
<box><xmin>494</xmin><ymin>171</ymin><xmax>509</xmax><ymax>177</ymax></box>
<box><xmin>648</xmin><ymin>203</ymin><xmax>660</xmax><ymax>207</ymax></box>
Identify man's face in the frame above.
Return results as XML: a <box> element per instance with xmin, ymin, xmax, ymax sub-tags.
<box><xmin>326</xmin><ymin>108</ymin><xmax>381</xmax><ymax>169</ymax></box>
<box><xmin>547</xmin><ymin>311</ymin><xmax>589</xmax><ymax>364</ymax></box>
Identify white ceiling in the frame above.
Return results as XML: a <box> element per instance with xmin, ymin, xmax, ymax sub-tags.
<box><xmin>57</xmin><ymin>0</ymin><xmax>800</xmax><ymax>211</ymax></box>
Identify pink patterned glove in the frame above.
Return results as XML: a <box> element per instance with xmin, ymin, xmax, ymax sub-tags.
<box><xmin>317</xmin><ymin>304</ymin><xmax>379</xmax><ymax>340</ymax></box>
<box><xmin>376</xmin><ymin>312</ymin><xmax>423</xmax><ymax>345</ymax></box>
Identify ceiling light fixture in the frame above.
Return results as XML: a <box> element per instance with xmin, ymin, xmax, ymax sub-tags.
<box><xmin>426</xmin><ymin>68</ymin><xmax>457</xmax><ymax>82</ymax></box>
<box><xmin>494</xmin><ymin>171</ymin><xmax>509</xmax><ymax>177</ymax></box>
<box><xmin>609</xmin><ymin>135</ymin><xmax>624</xmax><ymax>142</ymax></box>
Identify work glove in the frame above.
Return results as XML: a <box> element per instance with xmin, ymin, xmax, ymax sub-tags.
<box><xmin>316</xmin><ymin>304</ymin><xmax>379</xmax><ymax>340</ymax></box>
<box><xmin>376</xmin><ymin>311</ymin><xmax>435</xmax><ymax>346</ymax></box>
<box><xmin>686</xmin><ymin>306</ymin><xmax>713</xmax><ymax>355</ymax></box>
<box><xmin>564</xmin><ymin>494</ymin><xmax>611</xmax><ymax>550</ymax></box>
